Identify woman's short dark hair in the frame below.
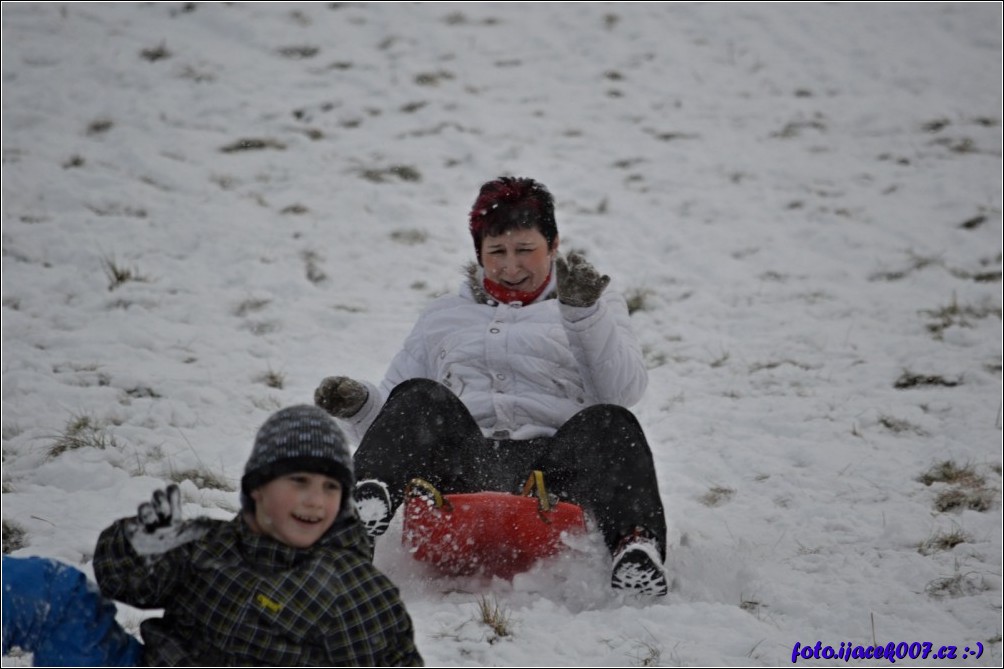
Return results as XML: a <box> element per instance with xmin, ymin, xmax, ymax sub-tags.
<box><xmin>468</xmin><ymin>177</ymin><xmax>557</xmax><ymax>263</ymax></box>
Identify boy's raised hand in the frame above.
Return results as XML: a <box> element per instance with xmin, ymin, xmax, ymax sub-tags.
<box><xmin>126</xmin><ymin>484</ymin><xmax>210</xmax><ymax>556</ymax></box>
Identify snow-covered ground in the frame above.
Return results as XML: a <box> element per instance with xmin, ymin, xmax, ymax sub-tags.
<box><xmin>2</xmin><ymin>2</ymin><xmax>1001</xmax><ymax>666</ymax></box>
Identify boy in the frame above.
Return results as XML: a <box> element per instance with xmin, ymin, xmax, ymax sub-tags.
<box><xmin>2</xmin><ymin>405</ymin><xmax>423</xmax><ymax>666</ymax></box>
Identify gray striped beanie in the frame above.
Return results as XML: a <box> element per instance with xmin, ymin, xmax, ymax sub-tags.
<box><xmin>241</xmin><ymin>405</ymin><xmax>354</xmax><ymax>509</ymax></box>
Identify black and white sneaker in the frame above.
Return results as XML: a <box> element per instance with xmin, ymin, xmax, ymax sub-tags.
<box><xmin>611</xmin><ymin>529</ymin><xmax>668</xmax><ymax>597</ymax></box>
<box><xmin>355</xmin><ymin>479</ymin><xmax>393</xmax><ymax>537</ymax></box>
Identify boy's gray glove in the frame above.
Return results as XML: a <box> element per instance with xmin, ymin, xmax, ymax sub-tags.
<box><xmin>314</xmin><ymin>376</ymin><xmax>368</xmax><ymax>418</ymax></box>
<box><xmin>556</xmin><ymin>252</ymin><xmax>611</xmax><ymax>307</ymax></box>
<box><xmin>125</xmin><ymin>484</ymin><xmax>210</xmax><ymax>556</ymax></box>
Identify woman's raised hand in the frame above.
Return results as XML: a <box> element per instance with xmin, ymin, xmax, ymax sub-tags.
<box><xmin>314</xmin><ymin>376</ymin><xmax>368</xmax><ymax>418</ymax></box>
<box><xmin>555</xmin><ymin>252</ymin><xmax>610</xmax><ymax>307</ymax></box>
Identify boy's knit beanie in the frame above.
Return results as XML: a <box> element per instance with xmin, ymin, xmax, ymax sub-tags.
<box><xmin>240</xmin><ymin>405</ymin><xmax>354</xmax><ymax>514</ymax></box>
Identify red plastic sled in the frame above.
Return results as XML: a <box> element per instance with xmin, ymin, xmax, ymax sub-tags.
<box><xmin>402</xmin><ymin>471</ymin><xmax>586</xmax><ymax>579</ymax></box>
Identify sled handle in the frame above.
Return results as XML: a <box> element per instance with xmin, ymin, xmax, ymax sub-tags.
<box><xmin>521</xmin><ymin>470</ymin><xmax>553</xmax><ymax>512</ymax></box>
<box><xmin>405</xmin><ymin>478</ymin><xmax>448</xmax><ymax>509</ymax></box>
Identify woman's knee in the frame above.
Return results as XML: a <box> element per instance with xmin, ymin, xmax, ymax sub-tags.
<box><xmin>386</xmin><ymin>378</ymin><xmax>457</xmax><ymax>406</ymax></box>
<box><xmin>564</xmin><ymin>403</ymin><xmax>645</xmax><ymax>436</ymax></box>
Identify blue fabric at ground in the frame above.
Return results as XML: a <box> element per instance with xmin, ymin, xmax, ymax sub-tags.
<box><xmin>2</xmin><ymin>555</ymin><xmax>143</xmax><ymax>667</ymax></box>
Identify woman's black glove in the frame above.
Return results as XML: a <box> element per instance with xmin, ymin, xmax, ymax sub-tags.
<box><xmin>556</xmin><ymin>252</ymin><xmax>610</xmax><ymax>307</ymax></box>
<box><xmin>314</xmin><ymin>376</ymin><xmax>368</xmax><ymax>418</ymax></box>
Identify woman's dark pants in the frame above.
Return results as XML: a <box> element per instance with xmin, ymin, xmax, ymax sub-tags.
<box><xmin>353</xmin><ymin>379</ymin><xmax>668</xmax><ymax>560</ymax></box>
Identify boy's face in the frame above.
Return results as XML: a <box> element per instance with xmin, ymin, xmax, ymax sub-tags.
<box><xmin>250</xmin><ymin>472</ymin><xmax>343</xmax><ymax>548</ymax></box>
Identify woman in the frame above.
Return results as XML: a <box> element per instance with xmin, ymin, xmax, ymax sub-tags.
<box><xmin>316</xmin><ymin>176</ymin><xmax>668</xmax><ymax>596</ymax></box>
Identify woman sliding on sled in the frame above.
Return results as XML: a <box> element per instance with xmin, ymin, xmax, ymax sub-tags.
<box><xmin>315</xmin><ymin>176</ymin><xmax>668</xmax><ymax>596</ymax></box>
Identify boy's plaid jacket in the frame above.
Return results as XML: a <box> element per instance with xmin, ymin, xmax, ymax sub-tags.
<box><xmin>94</xmin><ymin>514</ymin><xmax>423</xmax><ymax>666</ymax></box>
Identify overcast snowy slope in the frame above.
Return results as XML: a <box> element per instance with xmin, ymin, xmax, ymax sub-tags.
<box><xmin>2</xmin><ymin>2</ymin><xmax>1002</xmax><ymax>666</ymax></box>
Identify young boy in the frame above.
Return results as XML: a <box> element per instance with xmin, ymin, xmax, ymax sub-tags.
<box><xmin>2</xmin><ymin>405</ymin><xmax>424</xmax><ymax>666</ymax></box>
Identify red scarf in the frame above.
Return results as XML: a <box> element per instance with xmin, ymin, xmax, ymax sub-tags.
<box><xmin>483</xmin><ymin>272</ymin><xmax>552</xmax><ymax>305</ymax></box>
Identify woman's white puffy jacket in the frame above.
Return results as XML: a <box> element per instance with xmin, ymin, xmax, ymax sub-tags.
<box><xmin>343</xmin><ymin>263</ymin><xmax>648</xmax><ymax>441</ymax></box>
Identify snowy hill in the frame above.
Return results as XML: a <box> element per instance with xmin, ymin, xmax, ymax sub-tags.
<box><xmin>2</xmin><ymin>2</ymin><xmax>1001</xmax><ymax>666</ymax></box>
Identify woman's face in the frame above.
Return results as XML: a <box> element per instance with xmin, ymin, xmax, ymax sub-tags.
<box><xmin>480</xmin><ymin>227</ymin><xmax>557</xmax><ymax>294</ymax></box>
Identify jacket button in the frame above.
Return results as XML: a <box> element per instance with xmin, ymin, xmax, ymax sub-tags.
<box><xmin>490</xmin><ymin>328</ymin><xmax>500</xmax><ymax>334</ymax></box>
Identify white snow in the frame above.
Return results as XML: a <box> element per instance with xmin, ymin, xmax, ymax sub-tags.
<box><xmin>2</xmin><ymin>2</ymin><xmax>1001</xmax><ymax>666</ymax></box>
